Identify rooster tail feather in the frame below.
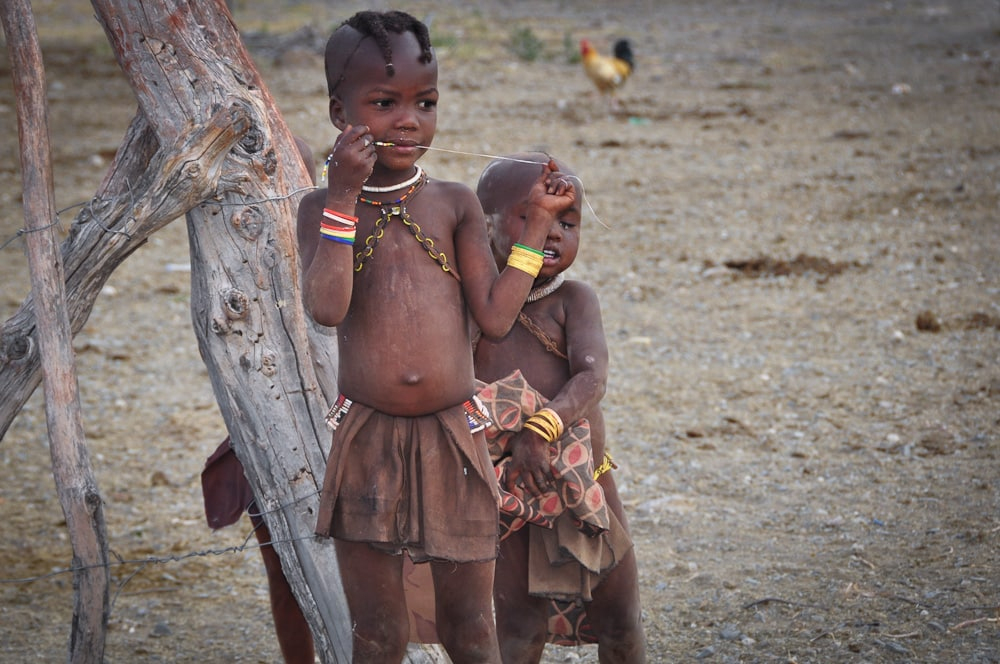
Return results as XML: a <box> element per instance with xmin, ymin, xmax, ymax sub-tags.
<box><xmin>613</xmin><ymin>38</ymin><xmax>635</xmax><ymax>72</ymax></box>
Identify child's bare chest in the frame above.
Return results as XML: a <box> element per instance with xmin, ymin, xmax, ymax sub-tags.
<box><xmin>478</xmin><ymin>311</ymin><xmax>568</xmax><ymax>386</ymax></box>
<box><xmin>353</xmin><ymin>197</ymin><xmax>457</xmax><ymax>278</ymax></box>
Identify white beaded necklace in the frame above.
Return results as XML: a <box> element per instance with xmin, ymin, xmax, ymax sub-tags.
<box><xmin>361</xmin><ymin>165</ymin><xmax>424</xmax><ymax>193</ymax></box>
<box><xmin>526</xmin><ymin>273</ymin><xmax>565</xmax><ymax>303</ymax></box>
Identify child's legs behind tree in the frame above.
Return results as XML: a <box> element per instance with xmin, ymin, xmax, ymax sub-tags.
<box><xmin>432</xmin><ymin>557</ymin><xmax>503</xmax><ymax>663</ymax></box>
<box><xmin>334</xmin><ymin>538</ymin><xmax>410</xmax><ymax>663</ymax></box>
<box><xmin>251</xmin><ymin>512</ymin><xmax>316</xmax><ymax>664</ymax></box>
<box><xmin>492</xmin><ymin>528</ymin><xmax>548</xmax><ymax>663</ymax></box>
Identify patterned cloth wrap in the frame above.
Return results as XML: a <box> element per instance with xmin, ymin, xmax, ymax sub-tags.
<box><xmin>400</xmin><ymin>371</ymin><xmax>628</xmax><ymax>646</ymax></box>
<box><xmin>478</xmin><ymin>370</ymin><xmax>632</xmax><ymax>646</ymax></box>
<box><xmin>476</xmin><ymin>370</ymin><xmax>611</xmax><ymax>541</ymax></box>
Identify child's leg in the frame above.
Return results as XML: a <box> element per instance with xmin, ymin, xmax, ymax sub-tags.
<box><xmin>252</xmin><ymin>516</ymin><xmax>316</xmax><ymax>664</ymax></box>
<box><xmin>334</xmin><ymin>539</ymin><xmax>409</xmax><ymax>663</ymax></box>
<box><xmin>583</xmin><ymin>477</ymin><xmax>647</xmax><ymax>663</ymax></box>
<box><xmin>586</xmin><ymin>548</ymin><xmax>646</xmax><ymax>662</ymax></box>
<box><xmin>492</xmin><ymin>529</ymin><xmax>548</xmax><ymax>663</ymax></box>
<box><xmin>431</xmin><ymin>558</ymin><xmax>503</xmax><ymax>664</ymax></box>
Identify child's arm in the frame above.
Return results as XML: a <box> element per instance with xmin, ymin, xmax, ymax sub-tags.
<box><xmin>301</xmin><ymin>125</ymin><xmax>376</xmax><ymax>326</ymax></box>
<box><xmin>458</xmin><ymin>161</ymin><xmax>577</xmax><ymax>338</ymax></box>
<box><xmin>546</xmin><ymin>283</ymin><xmax>609</xmax><ymax>420</ymax></box>
<box><xmin>506</xmin><ymin>283</ymin><xmax>609</xmax><ymax>498</ymax></box>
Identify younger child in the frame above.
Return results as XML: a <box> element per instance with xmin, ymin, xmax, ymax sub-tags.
<box><xmin>297</xmin><ymin>12</ymin><xmax>576</xmax><ymax>663</ymax></box>
<box><xmin>474</xmin><ymin>153</ymin><xmax>647</xmax><ymax>662</ymax></box>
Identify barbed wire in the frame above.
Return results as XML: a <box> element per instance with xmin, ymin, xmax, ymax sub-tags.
<box><xmin>0</xmin><ymin>529</ymin><xmax>296</xmax><ymax>587</ymax></box>
<box><xmin>0</xmin><ymin>185</ymin><xmax>320</xmax><ymax>255</ymax></box>
<box><xmin>0</xmin><ymin>200</ymin><xmax>79</xmax><ymax>252</ymax></box>
<box><xmin>0</xmin><ymin>488</ymin><xmax>325</xmax><ymax>611</ymax></box>
<box><xmin>2</xmin><ymin>154</ymin><xmax>609</xmax><ymax>255</ymax></box>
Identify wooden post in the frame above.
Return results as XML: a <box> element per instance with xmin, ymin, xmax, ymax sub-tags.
<box><xmin>0</xmin><ymin>1</ymin><xmax>110</xmax><ymax>662</ymax></box>
<box><xmin>87</xmin><ymin>1</ymin><xmax>355</xmax><ymax>659</ymax></box>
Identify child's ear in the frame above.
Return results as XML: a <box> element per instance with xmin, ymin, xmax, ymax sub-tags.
<box><xmin>329</xmin><ymin>97</ymin><xmax>347</xmax><ymax>130</ymax></box>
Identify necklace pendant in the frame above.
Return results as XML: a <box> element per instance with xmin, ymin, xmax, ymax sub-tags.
<box><xmin>389</xmin><ymin>205</ymin><xmax>402</xmax><ymax>217</ymax></box>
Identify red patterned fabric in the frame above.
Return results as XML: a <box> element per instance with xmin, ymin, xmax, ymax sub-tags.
<box><xmin>475</xmin><ymin>371</ymin><xmax>610</xmax><ymax>540</ymax></box>
<box><xmin>399</xmin><ymin>372</ymin><xmax>632</xmax><ymax>646</ymax></box>
<box><xmin>547</xmin><ymin>598</ymin><xmax>597</xmax><ymax>645</ymax></box>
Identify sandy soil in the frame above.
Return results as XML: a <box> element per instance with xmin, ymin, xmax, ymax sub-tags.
<box><xmin>2</xmin><ymin>1</ymin><xmax>999</xmax><ymax>662</ymax></box>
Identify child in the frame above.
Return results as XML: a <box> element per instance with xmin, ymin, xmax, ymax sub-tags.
<box><xmin>474</xmin><ymin>153</ymin><xmax>647</xmax><ymax>662</ymax></box>
<box><xmin>200</xmin><ymin>437</ymin><xmax>314</xmax><ymax>663</ymax></box>
<box><xmin>297</xmin><ymin>11</ymin><xmax>575</xmax><ymax>663</ymax></box>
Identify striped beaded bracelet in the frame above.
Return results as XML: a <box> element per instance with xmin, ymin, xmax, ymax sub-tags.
<box><xmin>323</xmin><ymin>208</ymin><xmax>358</xmax><ymax>227</ymax></box>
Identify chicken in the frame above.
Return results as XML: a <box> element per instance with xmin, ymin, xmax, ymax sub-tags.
<box><xmin>579</xmin><ymin>38</ymin><xmax>635</xmax><ymax>111</ymax></box>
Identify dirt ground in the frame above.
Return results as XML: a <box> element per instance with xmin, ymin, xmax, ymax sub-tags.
<box><xmin>2</xmin><ymin>0</ymin><xmax>999</xmax><ymax>662</ymax></box>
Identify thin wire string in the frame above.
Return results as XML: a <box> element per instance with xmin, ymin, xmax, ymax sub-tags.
<box><xmin>372</xmin><ymin>142</ymin><xmax>612</xmax><ymax>228</ymax></box>
<box><xmin>0</xmin><ymin>489</ymin><xmax>323</xmax><ymax>587</ymax></box>
<box><xmin>374</xmin><ymin>142</ymin><xmax>545</xmax><ymax>165</ymax></box>
<box><xmin>1</xmin><ymin>142</ymin><xmax>612</xmax><ymax>252</ymax></box>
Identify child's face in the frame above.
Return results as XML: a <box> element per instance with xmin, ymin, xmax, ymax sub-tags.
<box><xmin>329</xmin><ymin>31</ymin><xmax>438</xmax><ymax>173</ymax></box>
<box><xmin>492</xmin><ymin>179</ymin><xmax>584</xmax><ymax>281</ymax></box>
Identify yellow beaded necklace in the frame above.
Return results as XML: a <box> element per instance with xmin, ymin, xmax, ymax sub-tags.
<box><xmin>352</xmin><ymin>171</ymin><xmax>459</xmax><ymax>281</ymax></box>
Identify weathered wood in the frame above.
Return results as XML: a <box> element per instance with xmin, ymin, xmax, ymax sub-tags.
<box><xmin>86</xmin><ymin>1</ymin><xmax>355</xmax><ymax>660</ymax></box>
<box><xmin>0</xmin><ymin>1</ymin><xmax>110</xmax><ymax>661</ymax></box>
<box><xmin>1</xmin><ymin>1</ymin><xmax>446</xmax><ymax>660</ymax></box>
<box><xmin>0</xmin><ymin>107</ymin><xmax>247</xmax><ymax>437</ymax></box>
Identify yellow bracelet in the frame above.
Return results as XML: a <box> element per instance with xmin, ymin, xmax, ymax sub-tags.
<box><xmin>523</xmin><ymin>408</ymin><xmax>564</xmax><ymax>443</ymax></box>
<box><xmin>506</xmin><ymin>245</ymin><xmax>544</xmax><ymax>277</ymax></box>
<box><xmin>507</xmin><ymin>254</ymin><xmax>543</xmax><ymax>277</ymax></box>
<box><xmin>533</xmin><ymin>408</ymin><xmax>564</xmax><ymax>439</ymax></box>
<box><xmin>522</xmin><ymin>419</ymin><xmax>551</xmax><ymax>440</ymax></box>
<box><xmin>593</xmin><ymin>452</ymin><xmax>617</xmax><ymax>480</ymax></box>
<box><xmin>510</xmin><ymin>244</ymin><xmax>544</xmax><ymax>264</ymax></box>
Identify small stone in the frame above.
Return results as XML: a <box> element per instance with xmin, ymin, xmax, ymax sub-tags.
<box><xmin>915</xmin><ymin>310</ymin><xmax>941</xmax><ymax>332</ymax></box>
<box><xmin>720</xmin><ymin>624</ymin><xmax>743</xmax><ymax>641</ymax></box>
<box><xmin>695</xmin><ymin>645</ymin><xmax>716</xmax><ymax>659</ymax></box>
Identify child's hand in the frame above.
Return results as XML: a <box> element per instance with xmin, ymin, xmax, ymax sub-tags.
<box><xmin>504</xmin><ymin>429</ymin><xmax>553</xmax><ymax>499</ymax></box>
<box><xmin>524</xmin><ymin>159</ymin><xmax>577</xmax><ymax>219</ymax></box>
<box><xmin>325</xmin><ymin>124</ymin><xmax>377</xmax><ymax>198</ymax></box>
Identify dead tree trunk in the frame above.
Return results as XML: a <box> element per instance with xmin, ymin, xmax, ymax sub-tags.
<box><xmin>1</xmin><ymin>1</ymin><xmax>445</xmax><ymax>660</ymax></box>
<box><xmin>86</xmin><ymin>1</ymin><xmax>354</xmax><ymax>660</ymax></box>
<box><xmin>1</xmin><ymin>1</ymin><xmax>110</xmax><ymax>661</ymax></box>
<box><xmin>0</xmin><ymin>0</ymin><xmax>350</xmax><ymax>660</ymax></box>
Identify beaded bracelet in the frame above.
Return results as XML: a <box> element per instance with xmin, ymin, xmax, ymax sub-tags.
<box><xmin>320</xmin><ymin>220</ymin><xmax>354</xmax><ymax>232</ymax></box>
<box><xmin>320</xmin><ymin>233</ymin><xmax>356</xmax><ymax>245</ymax></box>
<box><xmin>323</xmin><ymin>208</ymin><xmax>358</xmax><ymax>227</ymax></box>
<box><xmin>319</xmin><ymin>224</ymin><xmax>357</xmax><ymax>245</ymax></box>
<box><xmin>593</xmin><ymin>452</ymin><xmax>618</xmax><ymax>480</ymax></box>
<box><xmin>507</xmin><ymin>244</ymin><xmax>544</xmax><ymax>277</ymax></box>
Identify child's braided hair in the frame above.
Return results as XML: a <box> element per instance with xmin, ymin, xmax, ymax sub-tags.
<box><xmin>344</xmin><ymin>10</ymin><xmax>433</xmax><ymax>77</ymax></box>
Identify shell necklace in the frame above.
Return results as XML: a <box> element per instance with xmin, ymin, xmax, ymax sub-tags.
<box><xmin>361</xmin><ymin>165</ymin><xmax>423</xmax><ymax>193</ymax></box>
<box><xmin>526</xmin><ymin>273</ymin><xmax>565</xmax><ymax>303</ymax></box>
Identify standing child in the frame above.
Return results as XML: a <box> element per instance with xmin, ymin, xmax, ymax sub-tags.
<box><xmin>474</xmin><ymin>153</ymin><xmax>647</xmax><ymax>662</ymax></box>
<box><xmin>297</xmin><ymin>11</ymin><xmax>575</xmax><ymax>663</ymax></box>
